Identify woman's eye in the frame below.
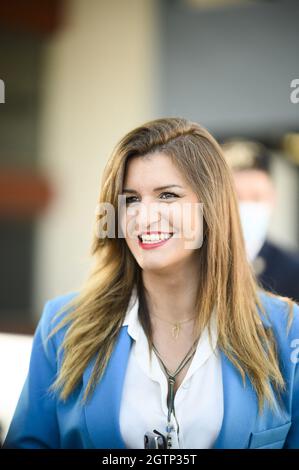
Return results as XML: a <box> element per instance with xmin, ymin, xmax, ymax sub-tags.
<box><xmin>160</xmin><ymin>192</ymin><xmax>179</xmax><ymax>200</ymax></box>
<box><xmin>125</xmin><ymin>192</ymin><xmax>179</xmax><ymax>205</ymax></box>
<box><xmin>125</xmin><ymin>196</ymin><xmax>139</xmax><ymax>205</ymax></box>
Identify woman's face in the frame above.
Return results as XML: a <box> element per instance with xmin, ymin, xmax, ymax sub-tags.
<box><xmin>120</xmin><ymin>152</ymin><xmax>203</xmax><ymax>274</ymax></box>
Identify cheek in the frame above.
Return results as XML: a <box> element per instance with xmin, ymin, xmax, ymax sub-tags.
<box><xmin>119</xmin><ymin>207</ymin><xmax>138</xmax><ymax>239</ymax></box>
<box><xmin>172</xmin><ymin>201</ymin><xmax>203</xmax><ymax>245</ymax></box>
<box><xmin>119</xmin><ymin>212</ymin><xmax>138</xmax><ymax>257</ymax></box>
<box><xmin>125</xmin><ymin>237</ymin><xmax>136</xmax><ymax>255</ymax></box>
<box><xmin>187</xmin><ymin>204</ymin><xmax>204</xmax><ymax>249</ymax></box>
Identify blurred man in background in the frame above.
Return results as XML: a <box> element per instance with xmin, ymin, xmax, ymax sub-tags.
<box><xmin>222</xmin><ymin>139</ymin><xmax>299</xmax><ymax>303</ymax></box>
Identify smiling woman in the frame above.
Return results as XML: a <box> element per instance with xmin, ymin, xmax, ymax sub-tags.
<box><xmin>120</xmin><ymin>152</ymin><xmax>204</xmax><ymax>270</ymax></box>
<box><xmin>3</xmin><ymin>117</ymin><xmax>299</xmax><ymax>449</ymax></box>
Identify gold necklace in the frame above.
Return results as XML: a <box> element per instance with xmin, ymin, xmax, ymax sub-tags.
<box><xmin>150</xmin><ymin>311</ymin><xmax>197</xmax><ymax>340</ymax></box>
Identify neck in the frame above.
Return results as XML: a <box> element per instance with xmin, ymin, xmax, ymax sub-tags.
<box><xmin>141</xmin><ymin>256</ymin><xmax>200</xmax><ymax>324</ymax></box>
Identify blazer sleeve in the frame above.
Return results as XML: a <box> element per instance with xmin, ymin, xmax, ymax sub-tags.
<box><xmin>2</xmin><ymin>300</ymin><xmax>61</xmax><ymax>448</ymax></box>
<box><xmin>284</xmin><ymin>302</ymin><xmax>299</xmax><ymax>448</ymax></box>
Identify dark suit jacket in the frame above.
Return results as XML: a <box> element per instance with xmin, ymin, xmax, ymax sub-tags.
<box><xmin>255</xmin><ymin>240</ymin><xmax>299</xmax><ymax>303</ymax></box>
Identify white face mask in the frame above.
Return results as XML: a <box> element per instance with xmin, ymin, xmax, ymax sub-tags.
<box><xmin>238</xmin><ymin>201</ymin><xmax>273</xmax><ymax>262</ymax></box>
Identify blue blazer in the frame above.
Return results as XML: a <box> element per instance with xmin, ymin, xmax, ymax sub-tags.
<box><xmin>3</xmin><ymin>291</ymin><xmax>299</xmax><ymax>449</ymax></box>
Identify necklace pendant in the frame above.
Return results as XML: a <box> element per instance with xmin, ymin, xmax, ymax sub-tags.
<box><xmin>172</xmin><ymin>323</ymin><xmax>180</xmax><ymax>339</ymax></box>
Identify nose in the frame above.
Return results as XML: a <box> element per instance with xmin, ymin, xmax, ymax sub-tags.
<box><xmin>134</xmin><ymin>199</ymin><xmax>162</xmax><ymax>234</ymax></box>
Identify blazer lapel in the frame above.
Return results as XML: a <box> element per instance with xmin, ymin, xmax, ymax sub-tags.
<box><xmin>213</xmin><ymin>297</ymin><xmax>273</xmax><ymax>448</ymax></box>
<box><xmin>213</xmin><ymin>350</ymin><xmax>259</xmax><ymax>448</ymax></box>
<box><xmin>83</xmin><ymin>297</ymin><xmax>270</xmax><ymax>449</ymax></box>
<box><xmin>83</xmin><ymin>326</ymin><xmax>132</xmax><ymax>448</ymax></box>
<box><xmin>84</xmin><ymin>329</ymin><xmax>259</xmax><ymax>449</ymax></box>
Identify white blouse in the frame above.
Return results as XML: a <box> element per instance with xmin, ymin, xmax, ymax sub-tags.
<box><xmin>119</xmin><ymin>287</ymin><xmax>223</xmax><ymax>449</ymax></box>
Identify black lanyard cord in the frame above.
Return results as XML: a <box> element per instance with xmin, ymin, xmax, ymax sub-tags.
<box><xmin>152</xmin><ymin>338</ymin><xmax>199</xmax><ymax>444</ymax></box>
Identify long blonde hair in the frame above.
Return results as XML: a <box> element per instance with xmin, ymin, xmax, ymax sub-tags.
<box><xmin>48</xmin><ymin>117</ymin><xmax>294</xmax><ymax>412</ymax></box>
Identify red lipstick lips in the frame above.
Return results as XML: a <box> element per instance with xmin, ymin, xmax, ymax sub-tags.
<box><xmin>138</xmin><ymin>232</ymin><xmax>174</xmax><ymax>250</ymax></box>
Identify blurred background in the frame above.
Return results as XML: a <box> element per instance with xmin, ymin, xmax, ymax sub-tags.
<box><xmin>0</xmin><ymin>0</ymin><xmax>298</xmax><ymax>443</ymax></box>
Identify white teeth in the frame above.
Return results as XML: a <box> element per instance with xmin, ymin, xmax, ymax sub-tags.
<box><xmin>140</xmin><ymin>233</ymin><xmax>172</xmax><ymax>243</ymax></box>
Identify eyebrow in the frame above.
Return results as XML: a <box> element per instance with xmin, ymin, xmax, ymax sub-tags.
<box><xmin>122</xmin><ymin>184</ymin><xmax>184</xmax><ymax>194</ymax></box>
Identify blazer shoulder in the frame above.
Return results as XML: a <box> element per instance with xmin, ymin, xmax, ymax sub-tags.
<box><xmin>41</xmin><ymin>290</ymin><xmax>79</xmax><ymax>327</ymax></box>
<box><xmin>258</xmin><ymin>290</ymin><xmax>299</xmax><ymax>340</ymax></box>
<box><xmin>38</xmin><ymin>291</ymin><xmax>80</xmax><ymax>359</ymax></box>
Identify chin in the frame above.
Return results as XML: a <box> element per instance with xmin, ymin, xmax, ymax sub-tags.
<box><xmin>138</xmin><ymin>259</ymin><xmax>168</xmax><ymax>271</ymax></box>
<box><xmin>141</xmin><ymin>257</ymin><xmax>181</xmax><ymax>273</ymax></box>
